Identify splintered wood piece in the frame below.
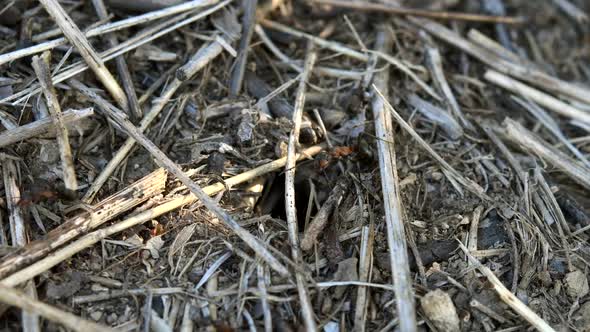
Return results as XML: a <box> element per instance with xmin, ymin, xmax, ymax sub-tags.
<box><xmin>0</xmin><ymin>108</ymin><xmax>93</xmax><ymax>149</ymax></box>
<box><xmin>0</xmin><ymin>145</ymin><xmax>324</xmax><ymax>288</ymax></box>
<box><xmin>0</xmin><ymin>168</ymin><xmax>167</xmax><ymax>279</ymax></box>
<box><xmin>371</xmin><ymin>26</ymin><xmax>417</xmax><ymax>332</ymax></box>
<box><xmin>32</xmin><ymin>53</ymin><xmax>78</xmax><ymax>194</ymax></box>
<box><xmin>70</xmin><ymin>79</ymin><xmax>289</xmax><ymax>277</ymax></box>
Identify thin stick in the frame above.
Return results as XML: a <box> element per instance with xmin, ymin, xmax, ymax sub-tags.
<box><xmin>457</xmin><ymin>242</ymin><xmax>556</xmax><ymax>332</ymax></box>
<box><xmin>0</xmin><ymin>284</ymin><xmax>115</xmax><ymax>332</ymax></box>
<box><xmin>502</xmin><ymin>118</ymin><xmax>590</xmax><ymax>191</ymax></box>
<box><xmin>31</xmin><ymin>52</ymin><xmax>78</xmax><ymax>194</ymax></box>
<box><xmin>311</xmin><ymin>0</ymin><xmax>524</xmax><ymax>24</ymax></box>
<box><xmin>81</xmin><ymin>26</ymin><xmax>229</xmax><ymax>202</ymax></box>
<box><xmin>371</xmin><ymin>27</ymin><xmax>417</xmax><ymax>332</ymax></box>
<box><xmin>300</xmin><ymin>178</ymin><xmax>347</xmax><ymax>251</ymax></box>
<box><xmin>1</xmin><ymin>146</ymin><xmax>324</xmax><ymax>287</ymax></box>
<box><xmin>467</xmin><ymin>206</ymin><xmax>484</xmax><ymax>253</ymax></box>
<box><xmin>410</xmin><ymin>18</ymin><xmax>590</xmax><ymax>105</ymax></box>
<box><xmin>353</xmin><ymin>225</ymin><xmax>374</xmax><ymax>332</ymax></box>
<box><xmin>373</xmin><ymin>86</ymin><xmax>489</xmax><ymax>200</ymax></box>
<box><xmin>284</xmin><ymin>41</ymin><xmax>317</xmax><ymax>330</ymax></box>
<box><xmin>229</xmin><ymin>0</ymin><xmax>257</xmax><ymax>95</ymax></box>
<box><xmin>70</xmin><ymin>80</ymin><xmax>290</xmax><ymax>277</ymax></box>
<box><xmin>0</xmin><ymin>108</ymin><xmax>93</xmax><ymax>149</ymax></box>
<box><xmin>176</xmin><ymin>41</ymin><xmax>226</xmax><ymax>81</ymax></box>
<box><xmin>0</xmin><ymin>0</ymin><xmax>218</xmax><ymax>66</ymax></box>
<box><xmin>91</xmin><ymin>0</ymin><xmax>143</xmax><ymax>120</ymax></box>
<box><xmin>0</xmin><ymin>169</ymin><xmax>167</xmax><ymax>279</ymax></box>
<box><xmin>2</xmin><ymin>160</ymin><xmax>40</xmax><ymax>331</ymax></box>
<box><xmin>38</xmin><ymin>0</ymin><xmax>128</xmax><ymax>111</ymax></box>
<box><xmin>485</xmin><ymin>70</ymin><xmax>590</xmax><ymax>126</ymax></box>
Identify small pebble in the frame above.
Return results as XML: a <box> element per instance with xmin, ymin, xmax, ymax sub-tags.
<box><xmin>420</xmin><ymin>289</ymin><xmax>460</xmax><ymax>332</ymax></box>
<box><xmin>565</xmin><ymin>270</ymin><xmax>589</xmax><ymax>298</ymax></box>
<box><xmin>89</xmin><ymin>310</ymin><xmax>103</xmax><ymax>321</ymax></box>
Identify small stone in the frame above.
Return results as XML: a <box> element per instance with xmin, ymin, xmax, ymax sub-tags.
<box><xmin>89</xmin><ymin>310</ymin><xmax>103</xmax><ymax>321</ymax></box>
<box><xmin>106</xmin><ymin>313</ymin><xmax>118</xmax><ymax>325</ymax></box>
<box><xmin>565</xmin><ymin>270</ymin><xmax>589</xmax><ymax>298</ymax></box>
<box><xmin>420</xmin><ymin>289</ymin><xmax>460</xmax><ymax>332</ymax></box>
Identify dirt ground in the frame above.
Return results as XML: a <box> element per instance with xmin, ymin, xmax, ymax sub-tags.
<box><xmin>1</xmin><ymin>0</ymin><xmax>590</xmax><ymax>331</ymax></box>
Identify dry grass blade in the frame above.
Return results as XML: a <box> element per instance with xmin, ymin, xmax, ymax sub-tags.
<box><xmin>371</xmin><ymin>27</ymin><xmax>417</xmax><ymax>332</ymax></box>
<box><xmin>1</xmin><ymin>1</ymin><xmax>230</xmax><ymax>106</ymax></box>
<box><xmin>81</xmin><ymin>12</ymin><xmax>232</xmax><ymax>202</ymax></box>
<box><xmin>284</xmin><ymin>41</ymin><xmax>317</xmax><ymax>330</ymax></box>
<box><xmin>0</xmin><ymin>284</ymin><xmax>115</xmax><ymax>332</ymax></box>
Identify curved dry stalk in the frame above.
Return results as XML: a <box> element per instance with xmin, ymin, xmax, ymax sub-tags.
<box><xmin>284</xmin><ymin>41</ymin><xmax>318</xmax><ymax>331</ymax></box>
<box><xmin>485</xmin><ymin>70</ymin><xmax>590</xmax><ymax>126</ymax></box>
<box><xmin>502</xmin><ymin>118</ymin><xmax>590</xmax><ymax>191</ymax></box>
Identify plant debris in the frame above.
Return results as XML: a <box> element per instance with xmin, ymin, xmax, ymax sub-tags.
<box><xmin>0</xmin><ymin>0</ymin><xmax>589</xmax><ymax>331</ymax></box>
